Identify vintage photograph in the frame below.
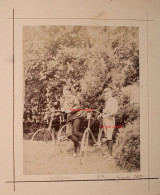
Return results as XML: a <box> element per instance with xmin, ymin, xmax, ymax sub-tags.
<box><xmin>23</xmin><ymin>26</ymin><xmax>140</xmax><ymax>175</ymax></box>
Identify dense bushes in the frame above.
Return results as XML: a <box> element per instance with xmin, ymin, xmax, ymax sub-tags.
<box><xmin>116</xmin><ymin>93</ymin><xmax>140</xmax><ymax>127</ymax></box>
<box><xmin>23</xmin><ymin>26</ymin><xmax>139</xmax><ymax>132</ymax></box>
<box><xmin>113</xmin><ymin>119</ymin><xmax>140</xmax><ymax>171</ymax></box>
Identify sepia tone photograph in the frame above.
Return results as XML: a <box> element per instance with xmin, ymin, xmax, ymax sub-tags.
<box><xmin>23</xmin><ymin>25</ymin><xmax>140</xmax><ymax>175</ymax></box>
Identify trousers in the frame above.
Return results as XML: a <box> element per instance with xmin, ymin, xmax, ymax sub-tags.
<box><xmin>66</xmin><ymin>118</ymin><xmax>83</xmax><ymax>140</ymax></box>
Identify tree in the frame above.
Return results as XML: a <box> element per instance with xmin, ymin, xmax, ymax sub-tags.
<box><xmin>23</xmin><ymin>26</ymin><xmax>139</xmax><ymax>132</ymax></box>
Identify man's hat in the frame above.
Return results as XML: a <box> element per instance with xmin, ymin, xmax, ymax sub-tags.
<box><xmin>104</xmin><ymin>87</ymin><xmax>112</xmax><ymax>93</ymax></box>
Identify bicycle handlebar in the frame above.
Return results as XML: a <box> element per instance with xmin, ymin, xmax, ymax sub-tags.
<box><xmin>51</xmin><ymin>109</ymin><xmax>102</xmax><ymax>119</ymax></box>
<box><xmin>86</xmin><ymin>109</ymin><xmax>102</xmax><ymax>120</ymax></box>
<box><xmin>90</xmin><ymin>109</ymin><xmax>101</xmax><ymax>114</ymax></box>
<box><xmin>52</xmin><ymin>110</ymin><xmax>66</xmax><ymax>113</ymax></box>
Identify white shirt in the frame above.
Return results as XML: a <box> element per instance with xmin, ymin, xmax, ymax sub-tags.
<box><xmin>103</xmin><ymin>96</ymin><xmax>118</xmax><ymax>117</ymax></box>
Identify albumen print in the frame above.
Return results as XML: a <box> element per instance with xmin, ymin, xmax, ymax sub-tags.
<box><xmin>23</xmin><ymin>26</ymin><xmax>140</xmax><ymax>175</ymax></box>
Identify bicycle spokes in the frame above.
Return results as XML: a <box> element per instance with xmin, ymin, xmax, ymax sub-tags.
<box><xmin>80</xmin><ymin>129</ymin><xmax>89</xmax><ymax>165</ymax></box>
<box><xmin>57</xmin><ymin>125</ymin><xmax>73</xmax><ymax>153</ymax></box>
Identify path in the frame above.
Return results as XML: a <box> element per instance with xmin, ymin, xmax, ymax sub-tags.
<box><xmin>23</xmin><ymin>140</ymin><xmax>124</xmax><ymax>175</ymax></box>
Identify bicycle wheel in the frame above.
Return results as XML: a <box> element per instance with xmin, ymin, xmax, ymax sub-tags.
<box><xmin>97</xmin><ymin>128</ymin><xmax>107</xmax><ymax>155</ymax></box>
<box><xmin>80</xmin><ymin>128</ymin><xmax>89</xmax><ymax>165</ymax></box>
<box><xmin>57</xmin><ymin>125</ymin><xmax>72</xmax><ymax>153</ymax></box>
<box><xmin>31</xmin><ymin>128</ymin><xmax>55</xmax><ymax>156</ymax></box>
<box><xmin>97</xmin><ymin>128</ymin><xmax>105</xmax><ymax>145</ymax></box>
<box><xmin>31</xmin><ymin>128</ymin><xmax>54</xmax><ymax>141</ymax></box>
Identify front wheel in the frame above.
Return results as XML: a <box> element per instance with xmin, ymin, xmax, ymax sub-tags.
<box><xmin>80</xmin><ymin>128</ymin><xmax>89</xmax><ymax>165</ymax></box>
<box><xmin>97</xmin><ymin>128</ymin><xmax>105</xmax><ymax>145</ymax></box>
<box><xmin>31</xmin><ymin>128</ymin><xmax>55</xmax><ymax>157</ymax></box>
<box><xmin>57</xmin><ymin>125</ymin><xmax>73</xmax><ymax>153</ymax></box>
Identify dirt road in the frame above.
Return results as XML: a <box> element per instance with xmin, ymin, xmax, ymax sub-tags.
<box><xmin>23</xmin><ymin>140</ymin><xmax>124</xmax><ymax>175</ymax></box>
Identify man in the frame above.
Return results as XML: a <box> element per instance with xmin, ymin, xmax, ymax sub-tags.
<box><xmin>102</xmin><ymin>87</ymin><xmax>118</xmax><ymax>160</ymax></box>
<box><xmin>61</xmin><ymin>85</ymin><xmax>83</xmax><ymax>157</ymax></box>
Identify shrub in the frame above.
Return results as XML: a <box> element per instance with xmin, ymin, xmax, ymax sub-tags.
<box><xmin>113</xmin><ymin>119</ymin><xmax>140</xmax><ymax>171</ymax></box>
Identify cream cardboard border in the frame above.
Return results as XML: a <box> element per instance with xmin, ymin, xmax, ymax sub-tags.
<box><xmin>1</xmin><ymin>0</ymin><xmax>160</xmax><ymax>194</ymax></box>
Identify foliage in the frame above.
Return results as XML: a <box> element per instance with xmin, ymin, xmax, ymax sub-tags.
<box><xmin>116</xmin><ymin>92</ymin><xmax>140</xmax><ymax>128</ymax></box>
<box><xmin>23</xmin><ymin>26</ymin><xmax>139</xmax><ymax>133</ymax></box>
<box><xmin>113</xmin><ymin>119</ymin><xmax>140</xmax><ymax>171</ymax></box>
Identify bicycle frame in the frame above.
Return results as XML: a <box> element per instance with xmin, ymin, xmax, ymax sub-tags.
<box><xmin>86</xmin><ymin>110</ymin><xmax>103</xmax><ymax>145</ymax></box>
<box><xmin>80</xmin><ymin>110</ymin><xmax>104</xmax><ymax>165</ymax></box>
<box><xmin>31</xmin><ymin>110</ymin><xmax>66</xmax><ymax>141</ymax></box>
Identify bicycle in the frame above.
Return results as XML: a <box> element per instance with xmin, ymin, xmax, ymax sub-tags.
<box><xmin>79</xmin><ymin>110</ymin><xmax>106</xmax><ymax>165</ymax></box>
<box><xmin>31</xmin><ymin>110</ymin><xmax>58</xmax><ymax>156</ymax></box>
<box><xmin>31</xmin><ymin>109</ymin><xmax>73</xmax><ymax>156</ymax></box>
<box><xmin>56</xmin><ymin>111</ymin><xmax>73</xmax><ymax>153</ymax></box>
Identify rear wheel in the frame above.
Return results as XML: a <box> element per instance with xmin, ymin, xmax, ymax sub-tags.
<box><xmin>31</xmin><ymin>128</ymin><xmax>55</xmax><ymax>156</ymax></box>
<box><xmin>80</xmin><ymin>128</ymin><xmax>89</xmax><ymax>165</ymax></box>
<box><xmin>57</xmin><ymin>125</ymin><xmax>73</xmax><ymax>153</ymax></box>
<box><xmin>32</xmin><ymin>128</ymin><xmax>54</xmax><ymax>141</ymax></box>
